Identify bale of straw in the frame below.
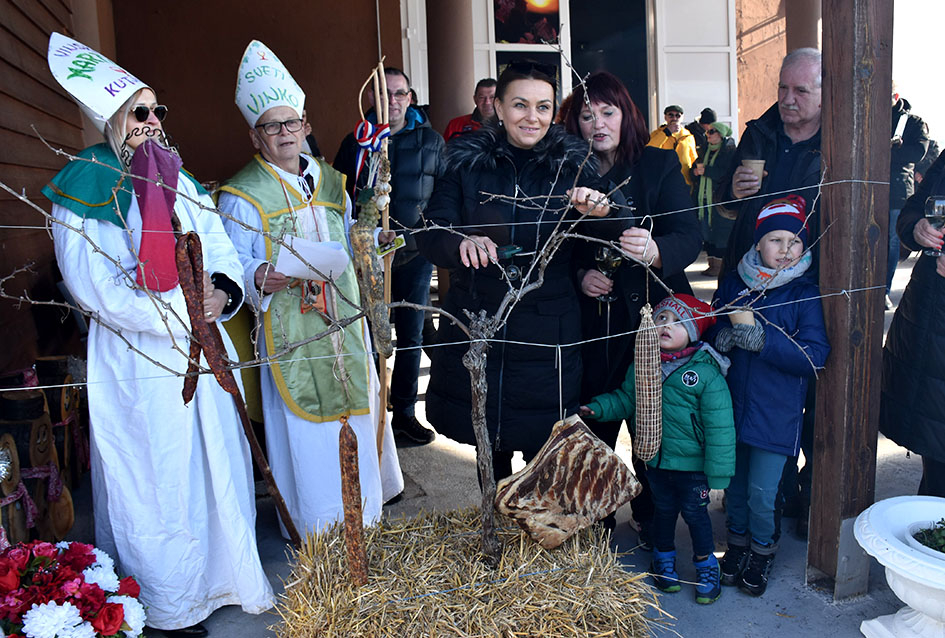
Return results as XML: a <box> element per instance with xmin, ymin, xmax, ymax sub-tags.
<box><xmin>274</xmin><ymin>508</ymin><xmax>666</xmax><ymax>637</ymax></box>
<box><xmin>634</xmin><ymin>304</ymin><xmax>662</xmax><ymax>462</ymax></box>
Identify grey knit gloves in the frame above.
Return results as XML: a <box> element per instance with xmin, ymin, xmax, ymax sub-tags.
<box><xmin>715</xmin><ymin>323</ymin><xmax>766</xmax><ymax>353</ymax></box>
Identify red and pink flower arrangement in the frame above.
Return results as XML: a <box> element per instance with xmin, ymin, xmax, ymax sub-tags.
<box><xmin>0</xmin><ymin>541</ymin><xmax>145</xmax><ymax>638</ymax></box>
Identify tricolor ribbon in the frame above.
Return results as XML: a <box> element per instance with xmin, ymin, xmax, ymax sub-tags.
<box><xmin>354</xmin><ymin>120</ymin><xmax>391</xmax><ymax>190</ymax></box>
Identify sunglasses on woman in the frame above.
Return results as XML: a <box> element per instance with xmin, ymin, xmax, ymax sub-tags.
<box><xmin>707</xmin><ymin>129</ymin><xmax>718</xmax><ymax>135</ymax></box>
<box><xmin>130</xmin><ymin>105</ymin><xmax>168</xmax><ymax>123</ymax></box>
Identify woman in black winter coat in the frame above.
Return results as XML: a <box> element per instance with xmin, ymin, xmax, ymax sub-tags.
<box><xmin>563</xmin><ymin>72</ymin><xmax>702</xmax><ymax>449</ymax></box>
<box><xmin>415</xmin><ymin>61</ymin><xmax>628</xmax><ymax>480</ymax></box>
<box><xmin>562</xmin><ymin>72</ymin><xmax>702</xmax><ymax>541</ymax></box>
<box><xmin>881</xmin><ymin>151</ymin><xmax>945</xmax><ymax>497</ymax></box>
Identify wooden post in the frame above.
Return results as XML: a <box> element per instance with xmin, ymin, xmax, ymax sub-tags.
<box><xmin>810</xmin><ymin>0</ymin><xmax>893</xmax><ymax>600</ymax></box>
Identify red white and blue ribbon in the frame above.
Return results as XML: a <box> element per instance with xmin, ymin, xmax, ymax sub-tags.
<box><xmin>354</xmin><ymin>120</ymin><xmax>391</xmax><ymax>189</ymax></box>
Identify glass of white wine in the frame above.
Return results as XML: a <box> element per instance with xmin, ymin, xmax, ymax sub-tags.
<box><xmin>924</xmin><ymin>196</ymin><xmax>945</xmax><ymax>257</ymax></box>
<box><xmin>594</xmin><ymin>245</ymin><xmax>622</xmax><ymax>303</ymax></box>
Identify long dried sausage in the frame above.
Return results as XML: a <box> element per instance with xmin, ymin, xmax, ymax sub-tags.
<box><xmin>339</xmin><ymin>417</ymin><xmax>368</xmax><ymax>586</ymax></box>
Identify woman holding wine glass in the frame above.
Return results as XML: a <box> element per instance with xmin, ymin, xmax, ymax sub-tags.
<box><xmin>881</xmin><ymin>152</ymin><xmax>945</xmax><ymax>497</ymax></box>
<box><xmin>563</xmin><ymin>72</ymin><xmax>702</xmax><ymax>539</ymax></box>
<box><xmin>416</xmin><ymin>60</ymin><xmax>628</xmax><ymax>481</ymax></box>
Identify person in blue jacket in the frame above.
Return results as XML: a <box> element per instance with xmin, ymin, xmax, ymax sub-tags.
<box><xmin>711</xmin><ymin>195</ymin><xmax>830</xmax><ymax>597</ymax></box>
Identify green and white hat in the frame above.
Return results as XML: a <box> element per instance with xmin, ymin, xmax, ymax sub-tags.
<box><xmin>235</xmin><ymin>40</ymin><xmax>305</xmax><ymax>127</ymax></box>
<box><xmin>47</xmin><ymin>32</ymin><xmax>148</xmax><ymax>133</ymax></box>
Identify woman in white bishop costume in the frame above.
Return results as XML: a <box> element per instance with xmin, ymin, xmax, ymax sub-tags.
<box><xmin>42</xmin><ymin>33</ymin><xmax>273</xmax><ymax>636</ymax></box>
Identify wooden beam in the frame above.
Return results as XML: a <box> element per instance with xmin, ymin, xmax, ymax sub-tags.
<box><xmin>810</xmin><ymin>0</ymin><xmax>893</xmax><ymax>599</ymax></box>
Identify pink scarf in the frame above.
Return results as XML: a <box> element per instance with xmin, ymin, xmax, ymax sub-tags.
<box><xmin>131</xmin><ymin>140</ymin><xmax>182</xmax><ymax>292</ymax></box>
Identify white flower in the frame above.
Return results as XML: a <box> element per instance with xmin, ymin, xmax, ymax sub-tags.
<box><xmin>59</xmin><ymin>621</ymin><xmax>96</xmax><ymax>638</ymax></box>
<box><xmin>90</xmin><ymin>547</ymin><xmax>115</xmax><ymax>572</ymax></box>
<box><xmin>22</xmin><ymin>601</ymin><xmax>82</xmax><ymax>638</ymax></box>
<box><xmin>55</xmin><ymin>541</ymin><xmax>71</xmax><ymax>551</ymax></box>
<box><xmin>83</xmin><ymin>562</ymin><xmax>120</xmax><ymax>593</ymax></box>
<box><xmin>109</xmin><ymin>594</ymin><xmax>146</xmax><ymax>637</ymax></box>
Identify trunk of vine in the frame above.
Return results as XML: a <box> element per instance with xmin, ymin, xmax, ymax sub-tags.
<box><xmin>462</xmin><ymin>310</ymin><xmax>501</xmax><ymax>564</ymax></box>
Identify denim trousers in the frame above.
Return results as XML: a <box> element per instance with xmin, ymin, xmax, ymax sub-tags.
<box><xmin>726</xmin><ymin>442</ymin><xmax>787</xmax><ymax>548</ymax></box>
<box><xmin>389</xmin><ymin>255</ymin><xmax>433</xmax><ymax>417</ymax></box>
<box><xmin>647</xmin><ymin>467</ymin><xmax>715</xmax><ymax>558</ymax></box>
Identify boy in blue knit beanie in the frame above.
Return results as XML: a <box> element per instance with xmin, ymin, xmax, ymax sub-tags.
<box><xmin>712</xmin><ymin>195</ymin><xmax>830</xmax><ymax>597</ymax></box>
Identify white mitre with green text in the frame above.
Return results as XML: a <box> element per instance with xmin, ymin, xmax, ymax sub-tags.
<box><xmin>47</xmin><ymin>32</ymin><xmax>149</xmax><ymax>133</ymax></box>
<box><xmin>235</xmin><ymin>40</ymin><xmax>305</xmax><ymax>127</ymax></box>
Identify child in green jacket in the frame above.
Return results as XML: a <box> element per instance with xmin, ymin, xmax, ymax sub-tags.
<box><xmin>581</xmin><ymin>293</ymin><xmax>735</xmax><ymax>604</ymax></box>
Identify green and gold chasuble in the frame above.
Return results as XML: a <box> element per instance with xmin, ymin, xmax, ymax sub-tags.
<box><xmin>217</xmin><ymin>154</ymin><xmax>370</xmax><ymax>422</ymax></box>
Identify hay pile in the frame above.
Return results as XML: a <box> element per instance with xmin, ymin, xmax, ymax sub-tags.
<box><xmin>274</xmin><ymin>508</ymin><xmax>666</xmax><ymax>637</ymax></box>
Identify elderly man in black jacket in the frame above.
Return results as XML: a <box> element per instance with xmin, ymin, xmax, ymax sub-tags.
<box><xmin>720</xmin><ymin>48</ymin><xmax>823</xmax><ymax>278</ymax></box>
<box><xmin>334</xmin><ymin>67</ymin><xmax>445</xmax><ymax>446</ymax></box>
<box><xmin>887</xmin><ymin>88</ymin><xmax>929</xmax><ymax>307</ymax></box>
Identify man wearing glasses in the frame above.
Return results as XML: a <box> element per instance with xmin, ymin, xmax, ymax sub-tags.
<box><xmin>335</xmin><ymin>67</ymin><xmax>446</xmax><ymax>447</ymax></box>
<box><xmin>647</xmin><ymin>104</ymin><xmax>699</xmax><ymax>187</ymax></box>
<box><xmin>216</xmin><ymin>41</ymin><xmax>404</xmax><ymax>537</ymax></box>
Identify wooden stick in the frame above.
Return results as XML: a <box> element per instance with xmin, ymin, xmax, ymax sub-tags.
<box><xmin>375</xmin><ymin>62</ymin><xmax>394</xmax><ymax>463</ymax></box>
<box><xmin>176</xmin><ymin>233</ymin><xmax>302</xmax><ymax>547</ymax></box>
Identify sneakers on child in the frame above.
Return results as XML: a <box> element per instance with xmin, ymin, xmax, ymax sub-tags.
<box><xmin>693</xmin><ymin>554</ymin><xmax>722</xmax><ymax>604</ymax></box>
<box><xmin>650</xmin><ymin>549</ymin><xmax>681</xmax><ymax>593</ymax></box>
<box><xmin>720</xmin><ymin>545</ymin><xmax>750</xmax><ymax>586</ymax></box>
<box><xmin>739</xmin><ymin>550</ymin><xmax>775</xmax><ymax>596</ymax></box>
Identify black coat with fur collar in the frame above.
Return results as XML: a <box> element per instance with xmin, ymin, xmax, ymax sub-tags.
<box><xmin>416</xmin><ymin>123</ymin><xmax>629</xmax><ymax>457</ymax></box>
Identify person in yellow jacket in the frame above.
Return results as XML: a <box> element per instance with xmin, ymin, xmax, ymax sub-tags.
<box><xmin>648</xmin><ymin>105</ymin><xmax>699</xmax><ymax>187</ymax></box>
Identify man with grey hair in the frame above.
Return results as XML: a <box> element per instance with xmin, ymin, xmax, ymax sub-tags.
<box><xmin>714</xmin><ymin>47</ymin><xmax>824</xmax><ymax>595</ymax></box>
<box><xmin>719</xmin><ymin>47</ymin><xmax>823</xmax><ymax>276</ymax></box>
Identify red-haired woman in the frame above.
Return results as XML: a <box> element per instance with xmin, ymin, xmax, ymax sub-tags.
<box><xmin>564</xmin><ymin>72</ymin><xmax>702</xmax><ymax>543</ymax></box>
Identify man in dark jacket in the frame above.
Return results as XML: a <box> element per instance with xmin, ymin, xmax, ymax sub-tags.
<box><xmin>720</xmin><ymin>48</ymin><xmax>823</xmax><ymax>278</ymax></box>
<box><xmin>334</xmin><ymin>67</ymin><xmax>446</xmax><ymax>446</ymax></box>
<box><xmin>886</xmin><ymin>89</ymin><xmax>929</xmax><ymax>306</ymax></box>
<box><xmin>718</xmin><ymin>47</ymin><xmax>823</xmax><ymax>539</ymax></box>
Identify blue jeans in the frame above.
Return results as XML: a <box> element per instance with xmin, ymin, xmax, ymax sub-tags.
<box><xmin>725</xmin><ymin>442</ymin><xmax>787</xmax><ymax>549</ymax></box>
<box><xmin>389</xmin><ymin>255</ymin><xmax>433</xmax><ymax>417</ymax></box>
<box><xmin>647</xmin><ymin>467</ymin><xmax>715</xmax><ymax>557</ymax></box>
<box><xmin>887</xmin><ymin>207</ymin><xmax>901</xmax><ymax>294</ymax></box>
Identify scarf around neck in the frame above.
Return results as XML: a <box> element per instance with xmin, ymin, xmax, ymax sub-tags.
<box><xmin>697</xmin><ymin>143</ymin><xmax>724</xmax><ymax>211</ymax></box>
<box><xmin>737</xmin><ymin>245</ymin><xmax>812</xmax><ymax>291</ymax></box>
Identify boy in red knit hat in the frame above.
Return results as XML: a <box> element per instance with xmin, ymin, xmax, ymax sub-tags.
<box><xmin>711</xmin><ymin>195</ymin><xmax>830</xmax><ymax>597</ymax></box>
<box><xmin>581</xmin><ymin>293</ymin><xmax>735</xmax><ymax>604</ymax></box>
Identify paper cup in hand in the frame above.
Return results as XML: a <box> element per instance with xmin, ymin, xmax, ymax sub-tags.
<box><xmin>730</xmin><ymin>310</ymin><xmax>756</xmax><ymax>326</ymax></box>
<box><xmin>741</xmin><ymin>159</ymin><xmax>765</xmax><ymax>182</ymax></box>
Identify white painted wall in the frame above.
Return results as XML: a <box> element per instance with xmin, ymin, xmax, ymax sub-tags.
<box><xmin>893</xmin><ymin>1</ymin><xmax>945</xmax><ymax>141</ymax></box>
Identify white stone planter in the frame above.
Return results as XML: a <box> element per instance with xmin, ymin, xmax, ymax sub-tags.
<box><xmin>854</xmin><ymin>496</ymin><xmax>945</xmax><ymax>638</ymax></box>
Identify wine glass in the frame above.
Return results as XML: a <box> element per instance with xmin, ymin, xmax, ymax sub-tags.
<box><xmin>924</xmin><ymin>196</ymin><xmax>945</xmax><ymax>257</ymax></box>
<box><xmin>595</xmin><ymin>245</ymin><xmax>623</xmax><ymax>303</ymax></box>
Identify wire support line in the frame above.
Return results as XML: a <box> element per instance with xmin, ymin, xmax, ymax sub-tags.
<box><xmin>1</xmin><ymin>177</ymin><xmax>891</xmax><ymax>235</ymax></box>
<box><xmin>0</xmin><ymin>284</ymin><xmax>889</xmax><ymax>394</ymax></box>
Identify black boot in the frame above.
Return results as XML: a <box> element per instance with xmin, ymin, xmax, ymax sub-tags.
<box><xmin>738</xmin><ymin>550</ymin><xmax>775</xmax><ymax>596</ymax></box>
<box><xmin>720</xmin><ymin>544</ymin><xmax>750</xmax><ymax>586</ymax></box>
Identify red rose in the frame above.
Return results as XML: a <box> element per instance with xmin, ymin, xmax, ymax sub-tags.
<box><xmin>116</xmin><ymin>577</ymin><xmax>140</xmax><ymax>598</ymax></box>
<box><xmin>0</xmin><ymin>561</ymin><xmax>20</xmax><ymax>594</ymax></box>
<box><xmin>30</xmin><ymin>542</ymin><xmax>57</xmax><ymax>560</ymax></box>
<box><xmin>90</xmin><ymin>602</ymin><xmax>125</xmax><ymax>636</ymax></box>
<box><xmin>3</xmin><ymin>548</ymin><xmax>29</xmax><ymax>572</ymax></box>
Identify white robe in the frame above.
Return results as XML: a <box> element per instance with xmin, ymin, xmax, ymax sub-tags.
<box><xmin>218</xmin><ymin>157</ymin><xmax>403</xmax><ymax>539</ymax></box>
<box><xmin>51</xmin><ymin>175</ymin><xmax>274</xmax><ymax>630</ymax></box>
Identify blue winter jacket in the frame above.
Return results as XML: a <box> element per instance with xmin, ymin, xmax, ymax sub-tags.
<box><xmin>712</xmin><ymin>272</ymin><xmax>830</xmax><ymax>456</ymax></box>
